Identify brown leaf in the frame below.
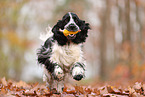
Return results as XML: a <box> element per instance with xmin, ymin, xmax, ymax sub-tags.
<box><xmin>61</xmin><ymin>94</ymin><xmax>75</xmax><ymax>97</ymax></box>
<box><xmin>1</xmin><ymin>88</ymin><xmax>8</xmax><ymax>94</ymax></box>
<box><xmin>13</xmin><ymin>80</ymin><xmax>30</xmax><ymax>88</ymax></box>
<box><xmin>63</xmin><ymin>87</ymin><xmax>76</xmax><ymax>94</ymax></box>
<box><xmin>84</xmin><ymin>88</ymin><xmax>92</xmax><ymax>94</ymax></box>
<box><xmin>78</xmin><ymin>86</ymin><xmax>85</xmax><ymax>94</ymax></box>
<box><xmin>133</xmin><ymin>82</ymin><xmax>142</xmax><ymax>90</ymax></box>
<box><xmin>107</xmin><ymin>85</ymin><xmax>114</xmax><ymax>93</ymax></box>
<box><xmin>23</xmin><ymin>89</ymin><xmax>37</xmax><ymax>96</ymax></box>
<box><xmin>31</xmin><ymin>82</ymin><xmax>39</xmax><ymax>88</ymax></box>
<box><xmin>142</xmin><ymin>84</ymin><xmax>145</xmax><ymax>95</ymax></box>
<box><xmin>99</xmin><ymin>86</ymin><xmax>108</xmax><ymax>94</ymax></box>
<box><xmin>128</xmin><ymin>87</ymin><xmax>135</xmax><ymax>95</ymax></box>
<box><xmin>93</xmin><ymin>88</ymin><xmax>100</xmax><ymax>95</ymax></box>
<box><xmin>1</xmin><ymin>77</ymin><xmax>7</xmax><ymax>86</ymax></box>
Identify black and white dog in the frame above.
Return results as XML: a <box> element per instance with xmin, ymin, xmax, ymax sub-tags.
<box><xmin>37</xmin><ymin>12</ymin><xmax>90</xmax><ymax>92</ymax></box>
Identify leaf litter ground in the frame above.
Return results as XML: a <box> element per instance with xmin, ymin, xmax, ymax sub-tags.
<box><xmin>0</xmin><ymin>77</ymin><xmax>145</xmax><ymax>97</ymax></box>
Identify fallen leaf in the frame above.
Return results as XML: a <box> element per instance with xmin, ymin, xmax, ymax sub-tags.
<box><xmin>13</xmin><ymin>80</ymin><xmax>30</xmax><ymax>88</ymax></box>
<box><xmin>128</xmin><ymin>87</ymin><xmax>135</xmax><ymax>95</ymax></box>
<box><xmin>23</xmin><ymin>89</ymin><xmax>37</xmax><ymax>96</ymax></box>
<box><xmin>100</xmin><ymin>86</ymin><xmax>108</xmax><ymax>94</ymax></box>
<box><xmin>84</xmin><ymin>88</ymin><xmax>92</xmax><ymax>94</ymax></box>
<box><xmin>133</xmin><ymin>82</ymin><xmax>142</xmax><ymax>90</ymax></box>
<box><xmin>1</xmin><ymin>77</ymin><xmax>7</xmax><ymax>86</ymax></box>
<box><xmin>107</xmin><ymin>85</ymin><xmax>114</xmax><ymax>93</ymax></box>
<box><xmin>93</xmin><ymin>88</ymin><xmax>100</xmax><ymax>95</ymax></box>
<box><xmin>63</xmin><ymin>87</ymin><xmax>76</xmax><ymax>94</ymax></box>
<box><xmin>1</xmin><ymin>88</ymin><xmax>8</xmax><ymax>94</ymax></box>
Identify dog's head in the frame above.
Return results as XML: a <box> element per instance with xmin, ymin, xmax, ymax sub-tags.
<box><xmin>52</xmin><ymin>12</ymin><xmax>90</xmax><ymax>45</ymax></box>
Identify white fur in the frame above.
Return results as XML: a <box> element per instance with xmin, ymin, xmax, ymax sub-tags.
<box><xmin>64</xmin><ymin>12</ymin><xmax>80</xmax><ymax>31</ymax></box>
<box><xmin>43</xmin><ymin>65</ymin><xmax>51</xmax><ymax>82</ymax></box>
<box><xmin>41</xmin><ymin>13</ymin><xmax>86</xmax><ymax>92</ymax></box>
<box><xmin>50</xmin><ymin>42</ymin><xmax>84</xmax><ymax>68</ymax></box>
<box><xmin>54</xmin><ymin>65</ymin><xmax>64</xmax><ymax>80</ymax></box>
<box><xmin>72</xmin><ymin>66</ymin><xmax>85</xmax><ymax>77</ymax></box>
<box><xmin>41</xmin><ymin>26</ymin><xmax>85</xmax><ymax>93</ymax></box>
<box><xmin>39</xmin><ymin>26</ymin><xmax>53</xmax><ymax>41</ymax></box>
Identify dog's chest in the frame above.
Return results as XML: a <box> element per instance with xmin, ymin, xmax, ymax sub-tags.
<box><xmin>50</xmin><ymin>42</ymin><xmax>83</xmax><ymax>67</ymax></box>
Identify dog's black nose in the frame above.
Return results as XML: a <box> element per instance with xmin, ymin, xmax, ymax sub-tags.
<box><xmin>67</xmin><ymin>24</ymin><xmax>78</xmax><ymax>31</ymax></box>
<box><xmin>69</xmin><ymin>24</ymin><xmax>76</xmax><ymax>29</ymax></box>
<box><xmin>73</xmin><ymin>74</ymin><xmax>83</xmax><ymax>81</ymax></box>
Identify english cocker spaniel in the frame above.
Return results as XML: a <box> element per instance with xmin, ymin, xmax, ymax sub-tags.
<box><xmin>37</xmin><ymin>12</ymin><xmax>90</xmax><ymax>92</ymax></box>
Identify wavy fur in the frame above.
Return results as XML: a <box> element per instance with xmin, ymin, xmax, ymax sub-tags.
<box><xmin>37</xmin><ymin>12</ymin><xmax>90</xmax><ymax>92</ymax></box>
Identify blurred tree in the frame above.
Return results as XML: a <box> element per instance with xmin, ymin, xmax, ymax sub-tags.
<box><xmin>0</xmin><ymin>0</ymin><xmax>145</xmax><ymax>82</ymax></box>
<box><xmin>99</xmin><ymin>0</ymin><xmax>109</xmax><ymax>80</ymax></box>
<box><xmin>96</xmin><ymin>0</ymin><xmax>145</xmax><ymax>80</ymax></box>
<box><xmin>0</xmin><ymin>0</ymin><xmax>29</xmax><ymax>80</ymax></box>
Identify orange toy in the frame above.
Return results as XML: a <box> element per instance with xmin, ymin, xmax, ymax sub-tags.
<box><xmin>63</xmin><ymin>29</ymin><xmax>81</xmax><ymax>37</ymax></box>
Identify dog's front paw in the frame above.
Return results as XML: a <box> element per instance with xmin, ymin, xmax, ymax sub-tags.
<box><xmin>73</xmin><ymin>74</ymin><xmax>83</xmax><ymax>81</ymax></box>
<box><xmin>57</xmin><ymin>82</ymin><xmax>64</xmax><ymax>93</ymax></box>
<box><xmin>53</xmin><ymin>65</ymin><xmax>64</xmax><ymax>81</ymax></box>
<box><xmin>71</xmin><ymin>66</ymin><xmax>85</xmax><ymax>81</ymax></box>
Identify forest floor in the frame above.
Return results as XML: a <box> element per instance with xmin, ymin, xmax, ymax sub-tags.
<box><xmin>0</xmin><ymin>77</ymin><xmax>145</xmax><ymax>97</ymax></box>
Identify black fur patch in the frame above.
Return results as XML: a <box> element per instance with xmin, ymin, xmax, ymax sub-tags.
<box><xmin>37</xmin><ymin>12</ymin><xmax>90</xmax><ymax>75</ymax></box>
<box><xmin>52</xmin><ymin>12</ymin><xmax>90</xmax><ymax>46</ymax></box>
<box><xmin>72</xmin><ymin>22</ymin><xmax>90</xmax><ymax>44</ymax></box>
<box><xmin>44</xmin><ymin>59</ymin><xmax>56</xmax><ymax>73</ymax></box>
<box><xmin>73</xmin><ymin>74</ymin><xmax>83</xmax><ymax>81</ymax></box>
<box><xmin>37</xmin><ymin>37</ymin><xmax>55</xmax><ymax>73</ymax></box>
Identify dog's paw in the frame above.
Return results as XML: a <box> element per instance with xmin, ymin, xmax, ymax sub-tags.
<box><xmin>57</xmin><ymin>82</ymin><xmax>64</xmax><ymax>93</ymax></box>
<box><xmin>71</xmin><ymin>66</ymin><xmax>85</xmax><ymax>81</ymax></box>
<box><xmin>73</xmin><ymin>74</ymin><xmax>83</xmax><ymax>81</ymax></box>
<box><xmin>53</xmin><ymin>65</ymin><xmax>64</xmax><ymax>81</ymax></box>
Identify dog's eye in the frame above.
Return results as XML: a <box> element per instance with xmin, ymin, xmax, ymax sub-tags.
<box><xmin>75</xmin><ymin>19</ymin><xmax>78</xmax><ymax>23</ymax></box>
<box><xmin>65</xmin><ymin>17</ymin><xmax>70</xmax><ymax>23</ymax></box>
<box><xmin>74</xmin><ymin>18</ymin><xmax>78</xmax><ymax>23</ymax></box>
<box><xmin>65</xmin><ymin>19</ymin><xmax>68</xmax><ymax>23</ymax></box>
<box><xmin>73</xmin><ymin>17</ymin><xmax>78</xmax><ymax>23</ymax></box>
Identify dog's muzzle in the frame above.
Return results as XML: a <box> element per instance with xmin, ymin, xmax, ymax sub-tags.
<box><xmin>66</xmin><ymin>24</ymin><xmax>78</xmax><ymax>32</ymax></box>
<box><xmin>67</xmin><ymin>34</ymin><xmax>76</xmax><ymax>39</ymax></box>
<box><xmin>59</xmin><ymin>28</ymin><xmax>81</xmax><ymax>40</ymax></box>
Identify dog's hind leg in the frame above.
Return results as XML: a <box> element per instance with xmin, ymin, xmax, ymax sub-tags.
<box><xmin>43</xmin><ymin>68</ymin><xmax>54</xmax><ymax>91</ymax></box>
<box><xmin>43</xmin><ymin>73</ymin><xmax>64</xmax><ymax>93</ymax></box>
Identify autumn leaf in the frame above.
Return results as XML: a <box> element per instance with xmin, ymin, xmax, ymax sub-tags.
<box><xmin>1</xmin><ymin>77</ymin><xmax>7</xmax><ymax>86</ymax></box>
<box><xmin>1</xmin><ymin>78</ymin><xmax>145</xmax><ymax>96</ymax></box>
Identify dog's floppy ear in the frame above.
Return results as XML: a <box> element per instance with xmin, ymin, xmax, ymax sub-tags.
<box><xmin>51</xmin><ymin>20</ymin><xmax>68</xmax><ymax>46</ymax></box>
<box><xmin>52</xmin><ymin>20</ymin><xmax>63</xmax><ymax>33</ymax></box>
<box><xmin>72</xmin><ymin>20</ymin><xmax>90</xmax><ymax>44</ymax></box>
<box><xmin>80</xmin><ymin>20</ymin><xmax>90</xmax><ymax>30</ymax></box>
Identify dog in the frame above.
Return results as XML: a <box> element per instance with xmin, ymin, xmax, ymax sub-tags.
<box><xmin>37</xmin><ymin>12</ymin><xmax>90</xmax><ymax>92</ymax></box>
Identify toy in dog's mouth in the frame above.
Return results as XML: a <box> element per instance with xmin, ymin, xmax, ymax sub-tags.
<box><xmin>59</xmin><ymin>29</ymin><xmax>81</xmax><ymax>39</ymax></box>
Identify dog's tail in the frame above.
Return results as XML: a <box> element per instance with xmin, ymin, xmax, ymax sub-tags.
<box><xmin>39</xmin><ymin>25</ymin><xmax>53</xmax><ymax>42</ymax></box>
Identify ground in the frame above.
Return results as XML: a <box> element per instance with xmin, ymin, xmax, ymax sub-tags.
<box><xmin>0</xmin><ymin>77</ymin><xmax>145</xmax><ymax>97</ymax></box>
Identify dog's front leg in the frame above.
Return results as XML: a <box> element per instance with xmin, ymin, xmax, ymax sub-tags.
<box><xmin>52</xmin><ymin>65</ymin><xmax>64</xmax><ymax>92</ymax></box>
<box><xmin>56</xmin><ymin>80</ymin><xmax>64</xmax><ymax>93</ymax></box>
<box><xmin>44</xmin><ymin>61</ymin><xmax>65</xmax><ymax>92</ymax></box>
<box><xmin>53</xmin><ymin>65</ymin><xmax>64</xmax><ymax>81</ymax></box>
<box><xmin>70</xmin><ymin>62</ymin><xmax>85</xmax><ymax>81</ymax></box>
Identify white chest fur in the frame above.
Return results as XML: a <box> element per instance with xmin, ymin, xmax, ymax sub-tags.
<box><xmin>50</xmin><ymin>42</ymin><xmax>83</xmax><ymax>67</ymax></box>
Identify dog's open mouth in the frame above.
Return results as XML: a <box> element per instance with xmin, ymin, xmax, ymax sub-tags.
<box><xmin>59</xmin><ymin>29</ymin><xmax>81</xmax><ymax>40</ymax></box>
<box><xmin>67</xmin><ymin>34</ymin><xmax>76</xmax><ymax>39</ymax></box>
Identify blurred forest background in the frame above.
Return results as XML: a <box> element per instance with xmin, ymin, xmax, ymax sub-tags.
<box><xmin>0</xmin><ymin>0</ymin><xmax>145</xmax><ymax>82</ymax></box>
